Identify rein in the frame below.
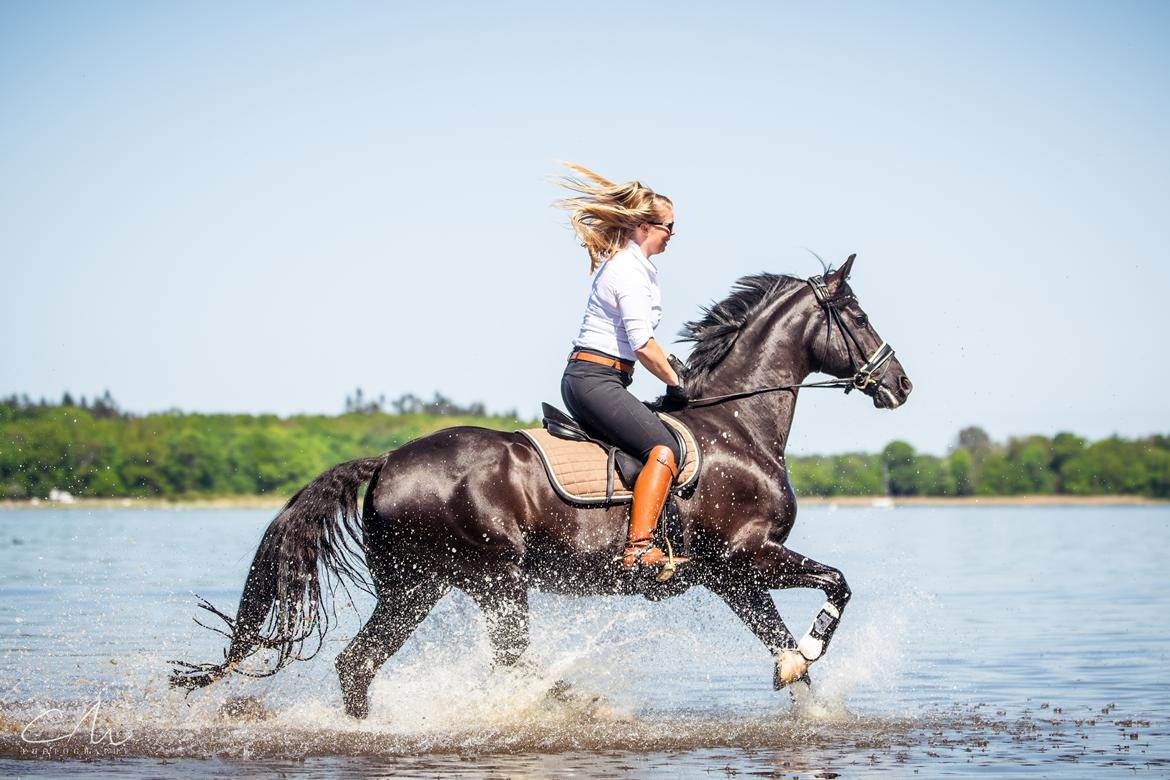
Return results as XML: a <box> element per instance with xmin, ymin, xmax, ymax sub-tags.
<box><xmin>683</xmin><ymin>275</ymin><xmax>895</xmax><ymax>409</ymax></box>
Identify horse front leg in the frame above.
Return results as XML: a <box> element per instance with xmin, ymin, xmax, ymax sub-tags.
<box><xmin>718</xmin><ymin>528</ymin><xmax>853</xmax><ymax>687</ymax></box>
<box><xmin>710</xmin><ymin>583</ymin><xmax>806</xmax><ymax>691</ymax></box>
<box><xmin>755</xmin><ymin>541</ymin><xmax>852</xmax><ymax>667</ymax></box>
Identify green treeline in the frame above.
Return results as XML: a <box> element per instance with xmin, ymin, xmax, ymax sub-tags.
<box><xmin>787</xmin><ymin>426</ymin><xmax>1170</xmax><ymax>498</ymax></box>
<box><xmin>2</xmin><ymin>396</ymin><xmax>1168</xmax><ymax>500</ymax></box>
<box><xmin>0</xmin><ymin>392</ymin><xmax>531</xmax><ymax>500</ymax></box>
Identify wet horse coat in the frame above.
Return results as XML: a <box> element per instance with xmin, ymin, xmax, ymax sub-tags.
<box><xmin>171</xmin><ymin>257</ymin><xmax>913</xmax><ymax>718</ymax></box>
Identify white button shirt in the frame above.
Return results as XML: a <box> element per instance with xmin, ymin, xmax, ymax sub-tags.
<box><xmin>572</xmin><ymin>241</ymin><xmax>661</xmax><ymax>362</ymax></box>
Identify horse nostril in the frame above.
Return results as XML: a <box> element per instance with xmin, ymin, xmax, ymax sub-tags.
<box><xmin>899</xmin><ymin>376</ymin><xmax>913</xmax><ymax>394</ymax></box>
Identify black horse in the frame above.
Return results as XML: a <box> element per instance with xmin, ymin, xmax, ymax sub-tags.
<box><xmin>172</xmin><ymin>255</ymin><xmax>912</xmax><ymax>718</ymax></box>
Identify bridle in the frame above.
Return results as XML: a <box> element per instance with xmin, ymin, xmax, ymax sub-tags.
<box><xmin>807</xmin><ymin>275</ymin><xmax>896</xmax><ymax>394</ymax></box>
<box><xmin>684</xmin><ymin>275</ymin><xmax>897</xmax><ymax>408</ymax></box>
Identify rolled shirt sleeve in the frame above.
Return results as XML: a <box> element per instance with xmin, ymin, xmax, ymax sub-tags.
<box><xmin>613</xmin><ymin>268</ymin><xmax>656</xmax><ymax>351</ymax></box>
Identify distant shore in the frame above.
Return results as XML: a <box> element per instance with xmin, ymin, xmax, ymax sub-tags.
<box><xmin>800</xmin><ymin>495</ymin><xmax>1166</xmax><ymax>507</ymax></box>
<box><xmin>1</xmin><ymin>494</ymin><xmax>1165</xmax><ymax>510</ymax></box>
<box><xmin>0</xmin><ymin>495</ymin><xmax>287</xmax><ymax>510</ymax></box>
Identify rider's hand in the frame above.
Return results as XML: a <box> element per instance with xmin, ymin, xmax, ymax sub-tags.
<box><xmin>666</xmin><ymin>354</ymin><xmax>689</xmax><ymax>405</ymax></box>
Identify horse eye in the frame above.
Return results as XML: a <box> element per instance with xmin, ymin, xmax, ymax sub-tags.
<box><xmin>854</xmin><ymin>315</ymin><xmax>869</xmax><ymax>327</ymax></box>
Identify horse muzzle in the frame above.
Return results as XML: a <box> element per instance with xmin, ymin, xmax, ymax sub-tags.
<box><xmin>870</xmin><ymin>368</ymin><xmax>913</xmax><ymax>409</ymax></box>
<box><xmin>847</xmin><ymin>342</ymin><xmax>911</xmax><ymax>410</ymax></box>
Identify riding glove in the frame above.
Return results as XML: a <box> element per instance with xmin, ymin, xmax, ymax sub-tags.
<box><xmin>666</xmin><ymin>354</ymin><xmax>689</xmax><ymax>405</ymax></box>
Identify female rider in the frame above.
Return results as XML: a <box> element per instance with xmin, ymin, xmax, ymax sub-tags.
<box><xmin>555</xmin><ymin>164</ymin><xmax>688</xmax><ymax>572</ymax></box>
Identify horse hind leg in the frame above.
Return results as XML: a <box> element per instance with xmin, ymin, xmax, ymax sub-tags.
<box><xmin>463</xmin><ymin>566</ymin><xmax>530</xmax><ymax>669</ymax></box>
<box><xmin>465</xmin><ymin>570</ymin><xmax>591</xmax><ymax>706</ymax></box>
<box><xmin>335</xmin><ymin>576</ymin><xmax>448</xmax><ymax>719</ymax></box>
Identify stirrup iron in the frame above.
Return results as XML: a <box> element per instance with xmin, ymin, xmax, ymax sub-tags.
<box><xmin>655</xmin><ymin>538</ymin><xmax>678</xmax><ymax>583</ymax></box>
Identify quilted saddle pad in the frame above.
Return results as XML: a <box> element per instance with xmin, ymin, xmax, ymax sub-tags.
<box><xmin>519</xmin><ymin>412</ymin><xmax>701</xmax><ymax>505</ymax></box>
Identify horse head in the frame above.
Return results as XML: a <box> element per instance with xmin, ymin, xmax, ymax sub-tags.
<box><xmin>676</xmin><ymin>257</ymin><xmax>912</xmax><ymax>411</ymax></box>
<box><xmin>803</xmin><ymin>254</ymin><xmax>912</xmax><ymax>409</ymax></box>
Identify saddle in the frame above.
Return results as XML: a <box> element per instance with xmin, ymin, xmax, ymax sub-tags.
<box><xmin>519</xmin><ymin>403</ymin><xmax>702</xmax><ymax>505</ymax></box>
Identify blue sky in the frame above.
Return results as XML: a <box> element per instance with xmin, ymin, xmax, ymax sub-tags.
<box><xmin>2</xmin><ymin>1</ymin><xmax>1167</xmax><ymax>455</ymax></box>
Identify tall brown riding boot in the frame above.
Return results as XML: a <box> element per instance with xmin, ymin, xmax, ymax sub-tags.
<box><xmin>621</xmin><ymin>445</ymin><xmax>689</xmax><ymax>570</ymax></box>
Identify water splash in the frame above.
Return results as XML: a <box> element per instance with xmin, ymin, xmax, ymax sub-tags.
<box><xmin>4</xmin><ymin>507</ymin><xmax>1168</xmax><ymax>776</ymax></box>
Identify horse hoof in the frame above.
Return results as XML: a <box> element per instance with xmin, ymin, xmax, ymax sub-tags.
<box><xmin>340</xmin><ymin>688</ymin><xmax>370</xmax><ymax>719</ymax></box>
<box><xmin>775</xmin><ymin>650</ymin><xmax>809</xmax><ymax>688</ymax></box>
<box><xmin>546</xmin><ymin>679</ymin><xmax>573</xmax><ymax>702</ymax></box>
<box><xmin>787</xmin><ymin>671</ymin><xmax>813</xmax><ymax>704</ymax></box>
<box><xmin>219</xmin><ymin>695</ymin><xmax>270</xmax><ymax>722</ymax></box>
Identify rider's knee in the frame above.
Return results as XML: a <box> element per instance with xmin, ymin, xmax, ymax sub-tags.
<box><xmin>647</xmin><ymin>443</ymin><xmax>679</xmax><ymax>476</ymax></box>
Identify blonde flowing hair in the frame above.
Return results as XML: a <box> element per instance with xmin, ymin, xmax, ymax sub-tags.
<box><xmin>553</xmin><ymin>162</ymin><xmax>672</xmax><ymax>273</ymax></box>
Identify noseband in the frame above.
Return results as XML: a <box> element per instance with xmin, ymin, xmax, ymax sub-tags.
<box><xmin>684</xmin><ymin>275</ymin><xmax>897</xmax><ymax>408</ymax></box>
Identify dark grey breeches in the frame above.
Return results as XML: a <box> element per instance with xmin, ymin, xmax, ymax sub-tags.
<box><xmin>560</xmin><ymin>355</ymin><xmax>681</xmax><ymax>465</ymax></box>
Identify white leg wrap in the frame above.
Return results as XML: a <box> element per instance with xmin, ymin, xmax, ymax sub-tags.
<box><xmin>797</xmin><ymin>602</ymin><xmax>841</xmax><ymax>662</ymax></box>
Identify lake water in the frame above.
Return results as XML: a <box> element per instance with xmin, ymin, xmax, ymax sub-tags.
<box><xmin>1</xmin><ymin>504</ymin><xmax>1167</xmax><ymax>778</ymax></box>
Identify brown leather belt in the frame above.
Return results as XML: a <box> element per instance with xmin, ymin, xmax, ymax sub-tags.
<box><xmin>569</xmin><ymin>350</ymin><xmax>635</xmax><ymax>375</ymax></box>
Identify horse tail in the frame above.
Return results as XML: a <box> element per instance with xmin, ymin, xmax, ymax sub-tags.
<box><xmin>169</xmin><ymin>454</ymin><xmax>387</xmax><ymax>691</ymax></box>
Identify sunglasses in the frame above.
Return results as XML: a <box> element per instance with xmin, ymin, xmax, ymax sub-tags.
<box><xmin>648</xmin><ymin>220</ymin><xmax>675</xmax><ymax>234</ymax></box>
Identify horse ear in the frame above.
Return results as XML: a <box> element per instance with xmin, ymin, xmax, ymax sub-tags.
<box><xmin>829</xmin><ymin>254</ymin><xmax>856</xmax><ymax>287</ymax></box>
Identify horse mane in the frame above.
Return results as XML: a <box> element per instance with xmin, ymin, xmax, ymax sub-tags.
<box><xmin>678</xmin><ymin>273</ymin><xmax>802</xmax><ymax>394</ymax></box>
